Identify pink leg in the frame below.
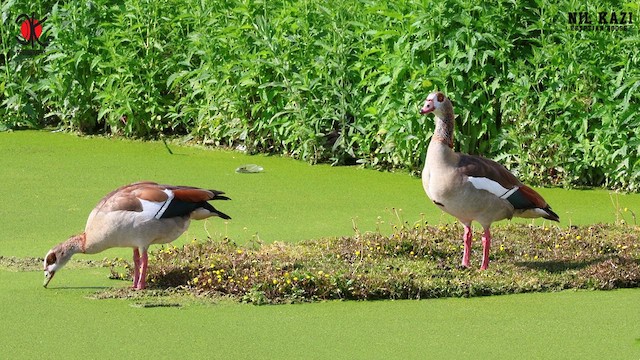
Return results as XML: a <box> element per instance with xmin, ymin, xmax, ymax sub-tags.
<box><xmin>132</xmin><ymin>248</ymin><xmax>141</xmax><ymax>289</ymax></box>
<box><xmin>135</xmin><ymin>249</ymin><xmax>149</xmax><ymax>290</ymax></box>
<box><xmin>462</xmin><ymin>224</ymin><xmax>472</xmax><ymax>268</ymax></box>
<box><xmin>480</xmin><ymin>228</ymin><xmax>491</xmax><ymax>270</ymax></box>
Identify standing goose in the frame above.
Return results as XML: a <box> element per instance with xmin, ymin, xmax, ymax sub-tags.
<box><xmin>43</xmin><ymin>182</ymin><xmax>231</xmax><ymax>289</ymax></box>
<box><xmin>420</xmin><ymin>92</ymin><xmax>559</xmax><ymax>270</ymax></box>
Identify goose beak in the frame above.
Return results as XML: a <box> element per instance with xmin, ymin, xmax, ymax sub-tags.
<box><xmin>43</xmin><ymin>270</ymin><xmax>54</xmax><ymax>288</ymax></box>
<box><xmin>420</xmin><ymin>100</ymin><xmax>434</xmax><ymax>114</ymax></box>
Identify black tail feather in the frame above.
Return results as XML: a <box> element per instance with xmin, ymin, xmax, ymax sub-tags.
<box><xmin>543</xmin><ymin>206</ymin><xmax>560</xmax><ymax>222</ymax></box>
<box><xmin>209</xmin><ymin>190</ymin><xmax>230</xmax><ymax>218</ymax></box>
<box><xmin>202</xmin><ymin>201</ymin><xmax>231</xmax><ymax>220</ymax></box>
<box><xmin>209</xmin><ymin>189</ymin><xmax>230</xmax><ymax>201</ymax></box>
<box><xmin>159</xmin><ymin>190</ymin><xmax>231</xmax><ymax>219</ymax></box>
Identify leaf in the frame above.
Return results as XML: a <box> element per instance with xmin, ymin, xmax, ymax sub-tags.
<box><xmin>376</xmin><ymin>75</ymin><xmax>392</xmax><ymax>87</ymax></box>
<box><xmin>166</xmin><ymin>71</ymin><xmax>188</xmax><ymax>88</ymax></box>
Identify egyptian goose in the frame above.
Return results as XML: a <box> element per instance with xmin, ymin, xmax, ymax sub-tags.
<box><xmin>43</xmin><ymin>182</ymin><xmax>230</xmax><ymax>289</ymax></box>
<box><xmin>420</xmin><ymin>92</ymin><xmax>559</xmax><ymax>270</ymax></box>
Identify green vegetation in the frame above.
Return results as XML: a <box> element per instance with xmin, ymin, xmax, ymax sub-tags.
<box><xmin>2</xmin><ymin>131</ymin><xmax>640</xmax><ymax>358</ymax></box>
<box><xmin>97</xmin><ymin>223</ymin><xmax>640</xmax><ymax>304</ymax></box>
<box><xmin>3</xmin><ymin>267</ymin><xmax>640</xmax><ymax>359</ymax></box>
<box><xmin>3</xmin><ymin>131</ymin><xmax>640</xmax><ymax>260</ymax></box>
<box><xmin>11</xmin><ymin>220</ymin><xmax>640</xmax><ymax>306</ymax></box>
<box><xmin>2</xmin><ymin>0</ymin><xmax>639</xmax><ymax>189</ymax></box>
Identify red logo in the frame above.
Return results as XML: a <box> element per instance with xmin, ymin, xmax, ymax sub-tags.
<box><xmin>16</xmin><ymin>13</ymin><xmax>48</xmax><ymax>47</ymax></box>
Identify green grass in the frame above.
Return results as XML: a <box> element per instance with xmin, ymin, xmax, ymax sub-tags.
<box><xmin>2</xmin><ymin>131</ymin><xmax>640</xmax><ymax>358</ymax></box>
<box><xmin>2</xmin><ymin>131</ymin><xmax>640</xmax><ymax>259</ymax></box>
<box><xmin>2</xmin><ymin>269</ymin><xmax>639</xmax><ymax>359</ymax></box>
<box><xmin>0</xmin><ymin>130</ymin><xmax>430</xmax><ymax>257</ymax></box>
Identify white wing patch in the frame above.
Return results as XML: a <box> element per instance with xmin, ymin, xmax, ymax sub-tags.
<box><xmin>138</xmin><ymin>189</ymin><xmax>175</xmax><ymax>220</ymax></box>
<box><xmin>467</xmin><ymin>176</ymin><xmax>518</xmax><ymax>199</ymax></box>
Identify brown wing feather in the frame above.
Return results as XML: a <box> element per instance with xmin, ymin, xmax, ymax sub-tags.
<box><xmin>93</xmin><ymin>182</ymin><xmax>228</xmax><ymax>214</ymax></box>
<box><xmin>518</xmin><ymin>185</ymin><xmax>549</xmax><ymax>209</ymax></box>
<box><xmin>457</xmin><ymin>156</ymin><xmax>559</xmax><ymax>221</ymax></box>
<box><xmin>93</xmin><ymin>182</ymin><xmax>159</xmax><ymax>213</ymax></box>
<box><xmin>172</xmin><ymin>188</ymin><xmax>215</xmax><ymax>203</ymax></box>
<box><xmin>456</xmin><ymin>154</ymin><xmax>523</xmax><ymax>189</ymax></box>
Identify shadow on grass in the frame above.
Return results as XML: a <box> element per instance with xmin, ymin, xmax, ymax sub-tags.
<box><xmin>46</xmin><ymin>286</ymin><xmax>112</xmax><ymax>290</ymax></box>
<box><xmin>516</xmin><ymin>256</ymin><xmax>640</xmax><ymax>291</ymax></box>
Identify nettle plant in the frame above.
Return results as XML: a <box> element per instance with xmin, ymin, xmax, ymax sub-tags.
<box><xmin>1</xmin><ymin>0</ymin><xmax>638</xmax><ymax>190</ymax></box>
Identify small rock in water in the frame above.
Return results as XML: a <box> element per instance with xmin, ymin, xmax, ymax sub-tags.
<box><xmin>236</xmin><ymin>164</ymin><xmax>264</xmax><ymax>173</ymax></box>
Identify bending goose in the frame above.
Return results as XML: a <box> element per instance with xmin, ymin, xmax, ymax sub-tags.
<box><xmin>43</xmin><ymin>181</ymin><xmax>230</xmax><ymax>289</ymax></box>
<box><xmin>420</xmin><ymin>91</ymin><xmax>559</xmax><ymax>270</ymax></box>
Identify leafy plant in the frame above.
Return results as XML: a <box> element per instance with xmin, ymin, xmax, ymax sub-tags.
<box><xmin>1</xmin><ymin>0</ymin><xmax>639</xmax><ymax>189</ymax></box>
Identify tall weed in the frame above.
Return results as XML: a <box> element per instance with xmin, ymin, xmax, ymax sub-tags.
<box><xmin>1</xmin><ymin>0</ymin><xmax>638</xmax><ymax>189</ymax></box>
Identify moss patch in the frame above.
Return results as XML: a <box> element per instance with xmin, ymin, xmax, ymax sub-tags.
<box><xmin>95</xmin><ymin>223</ymin><xmax>640</xmax><ymax>304</ymax></box>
